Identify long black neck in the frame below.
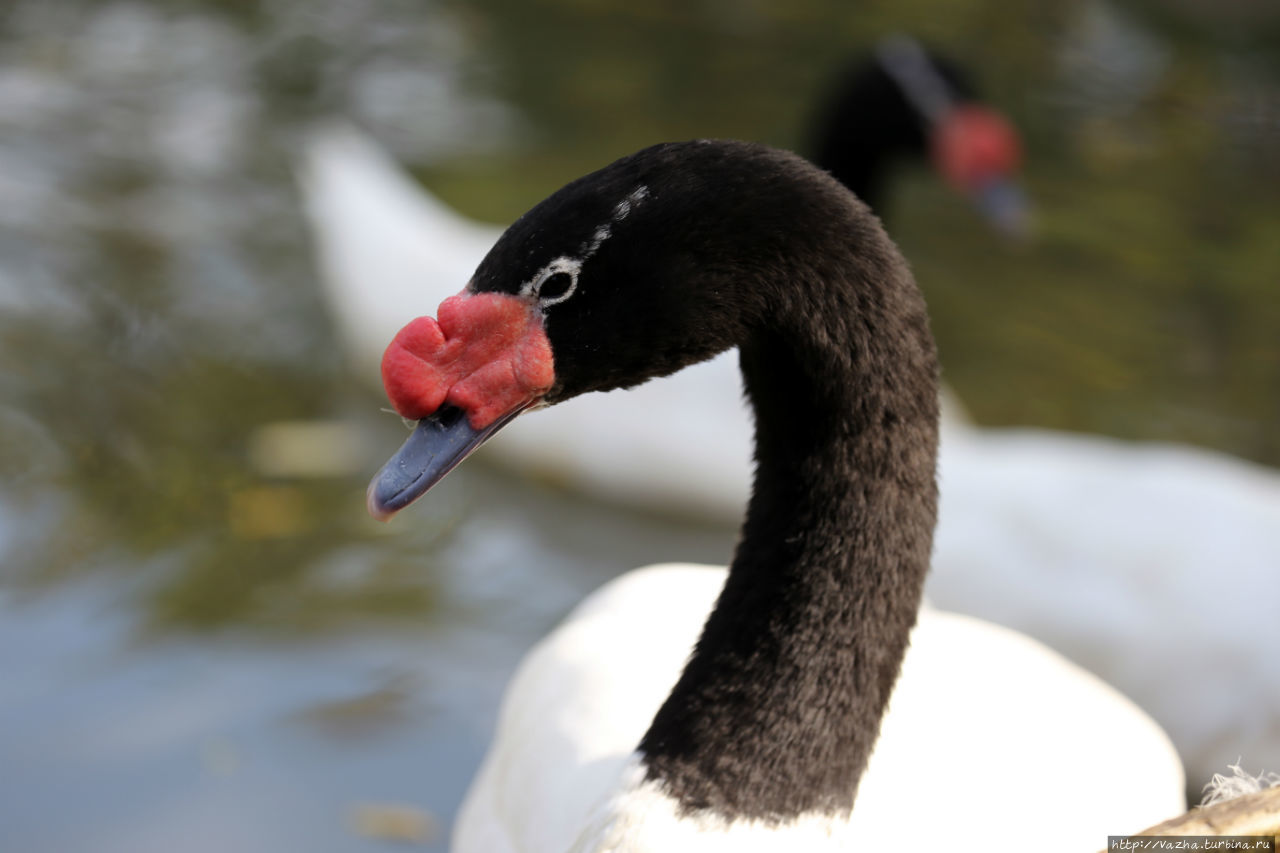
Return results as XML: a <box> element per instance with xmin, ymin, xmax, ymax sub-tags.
<box><xmin>637</xmin><ymin>210</ymin><xmax>940</xmax><ymax>821</ymax></box>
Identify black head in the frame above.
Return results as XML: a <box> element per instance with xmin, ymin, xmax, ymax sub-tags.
<box><xmin>469</xmin><ymin>140</ymin><xmax>878</xmax><ymax>404</ymax></box>
<box><xmin>808</xmin><ymin>37</ymin><xmax>1026</xmax><ymax>234</ymax></box>
<box><xmin>368</xmin><ymin>140</ymin><xmax>896</xmax><ymax>519</ymax></box>
<box><xmin>808</xmin><ymin>40</ymin><xmax>974</xmax><ymax>206</ymax></box>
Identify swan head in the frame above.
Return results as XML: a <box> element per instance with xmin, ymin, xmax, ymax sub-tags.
<box><xmin>367</xmin><ymin>140</ymin><xmax>891</xmax><ymax>521</ymax></box>
<box><xmin>812</xmin><ymin>35</ymin><xmax>1030</xmax><ymax>238</ymax></box>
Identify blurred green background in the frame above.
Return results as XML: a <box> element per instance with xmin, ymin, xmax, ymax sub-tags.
<box><xmin>0</xmin><ymin>0</ymin><xmax>1276</xmax><ymax>850</ymax></box>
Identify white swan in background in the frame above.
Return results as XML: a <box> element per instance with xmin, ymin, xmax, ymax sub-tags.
<box><xmin>364</xmin><ymin>140</ymin><xmax>1184</xmax><ymax>851</ymax></box>
<box><xmin>298</xmin><ymin>64</ymin><xmax>1280</xmax><ymax>788</ymax></box>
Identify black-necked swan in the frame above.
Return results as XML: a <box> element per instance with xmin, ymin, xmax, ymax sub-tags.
<box><xmin>365</xmin><ymin>140</ymin><xmax>1183</xmax><ymax>852</ymax></box>
<box><xmin>302</xmin><ymin>47</ymin><xmax>1280</xmax><ymax>786</ymax></box>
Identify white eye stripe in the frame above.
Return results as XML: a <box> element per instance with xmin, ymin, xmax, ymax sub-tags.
<box><xmin>519</xmin><ymin>184</ymin><xmax>649</xmax><ymax>310</ymax></box>
<box><xmin>521</xmin><ymin>256</ymin><xmax>582</xmax><ymax>307</ymax></box>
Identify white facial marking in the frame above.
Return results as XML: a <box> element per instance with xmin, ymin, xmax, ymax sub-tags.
<box><xmin>613</xmin><ymin>185</ymin><xmax>649</xmax><ymax>221</ymax></box>
<box><xmin>521</xmin><ymin>185</ymin><xmax>650</xmax><ymax>310</ymax></box>
<box><xmin>585</xmin><ymin>224</ymin><xmax>612</xmax><ymax>257</ymax></box>
<box><xmin>521</xmin><ymin>256</ymin><xmax>583</xmax><ymax>307</ymax></box>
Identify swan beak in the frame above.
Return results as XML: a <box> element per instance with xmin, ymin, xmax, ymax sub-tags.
<box><xmin>367</xmin><ymin>403</ymin><xmax>529</xmax><ymax>521</ymax></box>
<box><xmin>970</xmin><ymin>177</ymin><xmax>1032</xmax><ymax>240</ymax></box>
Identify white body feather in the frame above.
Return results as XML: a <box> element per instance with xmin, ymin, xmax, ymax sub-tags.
<box><xmin>454</xmin><ymin>564</ymin><xmax>1183</xmax><ymax>853</ymax></box>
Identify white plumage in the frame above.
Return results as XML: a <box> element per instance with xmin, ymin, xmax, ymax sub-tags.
<box><xmin>454</xmin><ymin>564</ymin><xmax>1183</xmax><ymax>853</ymax></box>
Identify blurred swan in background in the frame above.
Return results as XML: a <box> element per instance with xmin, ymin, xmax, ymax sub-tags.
<box><xmin>297</xmin><ymin>53</ymin><xmax>1280</xmax><ymax>790</ymax></box>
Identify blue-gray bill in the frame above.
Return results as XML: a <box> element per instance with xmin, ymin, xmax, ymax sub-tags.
<box><xmin>367</xmin><ymin>403</ymin><xmax>529</xmax><ymax>521</ymax></box>
<box><xmin>971</xmin><ymin>177</ymin><xmax>1032</xmax><ymax>239</ymax></box>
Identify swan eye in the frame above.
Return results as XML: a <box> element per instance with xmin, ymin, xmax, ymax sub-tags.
<box><xmin>524</xmin><ymin>259</ymin><xmax>581</xmax><ymax>307</ymax></box>
<box><xmin>538</xmin><ymin>272</ymin><xmax>575</xmax><ymax>304</ymax></box>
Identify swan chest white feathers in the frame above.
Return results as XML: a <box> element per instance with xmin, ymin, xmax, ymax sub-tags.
<box><xmin>363</xmin><ymin>140</ymin><xmax>1183</xmax><ymax>851</ymax></box>
<box><xmin>455</xmin><ymin>565</ymin><xmax>1183</xmax><ymax>853</ymax></box>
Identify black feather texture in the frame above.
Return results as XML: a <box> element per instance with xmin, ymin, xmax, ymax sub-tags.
<box><xmin>472</xmin><ymin>140</ymin><xmax>939</xmax><ymax>822</ymax></box>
